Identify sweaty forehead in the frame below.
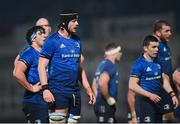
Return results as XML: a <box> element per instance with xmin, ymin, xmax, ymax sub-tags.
<box><xmin>161</xmin><ymin>25</ymin><xmax>171</xmax><ymax>30</ymax></box>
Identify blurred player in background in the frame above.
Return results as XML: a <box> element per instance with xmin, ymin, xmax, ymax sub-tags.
<box><xmin>92</xmin><ymin>42</ymin><xmax>122</xmax><ymax>123</ymax></box>
<box><xmin>153</xmin><ymin>20</ymin><xmax>180</xmax><ymax>122</ymax></box>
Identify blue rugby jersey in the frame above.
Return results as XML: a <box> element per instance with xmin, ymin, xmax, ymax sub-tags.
<box><xmin>19</xmin><ymin>45</ymin><xmax>44</xmax><ymax>104</ymax></box>
<box><xmin>95</xmin><ymin>59</ymin><xmax>119</xmax><ymax>100</ymax></box>
<box><xmin>156</xmin><ymin>41</ymin><xmax>172</xmax><ymax>77</ymax></box>
<box><xmin>40</xmin><ymin>32</ymin><xmax>81</xmax><ymax>93</ymax></box>
<box><xmin>130</xmin><ymin>56</ymin><xmax>163</xmax><ymax>95</ymax></box>
<box><xmin>19</xmin><ymin>44</ymin><xmax>30</xmax><ymax>55</ymax></box>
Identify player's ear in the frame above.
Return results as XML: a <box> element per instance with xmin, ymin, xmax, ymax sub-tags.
<box><xmin>156</xmin><ymin>31</ymin><xmax>161</xmax><ymax>37</ymax></box>
<box><xmin>143</xmin><ymin>46</ymin><xmax>148</xmax><ymax>52</ymax></box>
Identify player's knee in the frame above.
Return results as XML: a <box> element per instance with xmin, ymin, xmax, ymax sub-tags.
<box><xmin>67</xmin><ymin>114</ymin><xmax>80</xmax><ymax>123</ymax></box>
<box><xmin>49</xmin><ymin>113</ymin><xmax>67</xmax><ymax>123</ymax></box>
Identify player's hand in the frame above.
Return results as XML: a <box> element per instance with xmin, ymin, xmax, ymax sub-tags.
<box><xmin>43</xmin><ymin>89</ymin><xmax>55</xmax><ymax>103</ymax></box>
<box><xmin>172</xmin><ymin>95</ymin><xmax>179</xmax><ymax>109</ymax></box>
<box><xmin>30</xmin><ymin>82</ymin><xmax>41</xmax><ymax>93</ymax></box>
<box><xmin>107</xmin><ymin>97</ymin><xmax>116</xmax><ymax>106</ymax></box>
<box><xmin>88</xmin><ymin>92</ymin><xmax>96</xmax><ymax>104</ymax></box>
<box><xmin>148</xmin><ymin>93</ymin><xmax>161</xmax><ymax>103</ymax></box>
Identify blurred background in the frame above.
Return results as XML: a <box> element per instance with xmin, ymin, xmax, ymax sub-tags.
<box><xmin>0</xmin><ymin>0</ymin><xmax>179</xmax><ymax>122</ymax></box>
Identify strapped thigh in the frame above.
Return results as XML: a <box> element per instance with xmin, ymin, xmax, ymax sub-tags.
<box><xmin>67</xmin><ymin>114</ymin><xmax>80</xmax><ymax>123</ymax></box>
<box><xmin>49</xmin><ymin>113</ymin><xmax>67</xmax><ymax>123</ymax></box>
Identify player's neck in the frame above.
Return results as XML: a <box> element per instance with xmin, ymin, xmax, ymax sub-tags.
<box><xmin>105</xmin><ymin>56</ymin><xmax>115</xmax><ymax>64</ymax></box>
<box><xmin>31</xmin><ymin>43</ymin><xmax>41</xmax><ymax>52</ymax></box>
<box><xmin>143</xmin><ymin>53</ymin><xmax>154</xmax><ymax>61</ymax></box>
<box><xmin>58</xmin><ymin>29</ymin><xmax>71</xmax><ymax>39</ymax></box>
<box><xmin>153</xmin><ymin>34</ymin><xmax>160</xmax><ymax>41</ymax></box>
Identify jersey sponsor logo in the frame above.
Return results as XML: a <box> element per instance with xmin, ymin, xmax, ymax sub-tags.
<box><xmin>145</xmin><ymin>75</ymin><xmax>161</xmax><ymax>80</ymax></box>
<box><xmin>60</xmin><ymin>43</ymin><xmax>66</xmax><ymax>48</ymax></box>
<box><xmin>61</xmin><ymin>54</ymin><xmax>80</xmax><ymax>58</ymax></box>
<box><xmin>146</xmin><ymin>67</ymin><xmax>152</xmax><ymax>72</ymax></box>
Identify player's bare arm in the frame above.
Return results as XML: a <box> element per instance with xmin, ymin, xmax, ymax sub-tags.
<box><xmin>38</xmin><ymin>57</ymin><xmax>55</xmax><ymax>103</ymax></box>
<box><xmin>129</xmin><ymin>76</ymin><xmax>161</xmax><ymax>103</ymax></box>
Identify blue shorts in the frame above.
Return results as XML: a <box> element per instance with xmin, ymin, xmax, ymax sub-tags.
<box><xmin>51</xmin><ymin>92</ymin><xmax>81</xmax><ymax>116</ymax></box>
<box><xmin>94</xmin><ymin>98</ymin><xmax>116</xmax><ymax>123</ymax></box>
<box><xmin>22</xmin><ymin>102</ymin><xmax>49</xmax><ymax>123</ymax></box>
<box><xmin>174</xmin><ymin>93</ymin><xmax>180</xmax><ymax>121</ymax></box>
<box><xmin>135</xmin><ymin>95</ymin><xmax>162</xmax><ymax>123</ymax></box>
<box><xmin>159</xmin><ymin>88</ymin><xmax>174</xmax><ymax>114</ymax></box>
<box><xmin>174</xmin><ymin>105</ymin><xmax>180</xmax><ymax>121</ymax></box>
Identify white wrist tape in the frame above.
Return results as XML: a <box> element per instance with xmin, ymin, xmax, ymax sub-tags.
<box><xmin>107</xmin><ymin>97</ymin><xmax>116</xmax><ymax>106</ymax></box>
<box><xmin>105</xmin><ymin>46</ymin><xmax>121</xmax><ymax>55</ymax></box>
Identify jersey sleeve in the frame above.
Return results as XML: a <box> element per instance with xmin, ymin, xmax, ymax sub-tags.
<box><xmin>40</xmin><ymin>38</ymin><xmax>56</xmax><ymax>59</ymax></box>
<box><xmin>130</xmin><ymin>61</ymin><xmax>143</xmax><ymax>78</ymax></box>
<box><xmin>102</xmin><ymin>63</ymin><xmax>114</xmax><ymax>78</ymax></box>
<box><xmin>18</xmin><ymin>50</ymin><xmax>33</xmax><ymax>67</ymax></box>
<box><xmin>80</xmin><ymin>40</ymin><xmax>82</xmax><ymax>54</ymax></box>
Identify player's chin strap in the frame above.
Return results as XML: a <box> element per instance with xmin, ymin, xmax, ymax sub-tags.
<box><xmin>105</xmin><ymin>46</ymin><xmax>121</xmax><ymax>56</ymax></box>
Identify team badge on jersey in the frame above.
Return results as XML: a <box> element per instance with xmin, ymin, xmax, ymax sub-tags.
<box><xmin>71</xmin><ymin>49</ymin><xmax>75</xmax><ymax>53</ymax></box>
<box><xmin>154</xmin><ymin>72</ymin><xmax>158</xmax><ymax>76</ymax></box>
<box><xmin>156</xmin><ymin>64</ymin><xmax>161</xmax><ymax>69</ymax></box>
